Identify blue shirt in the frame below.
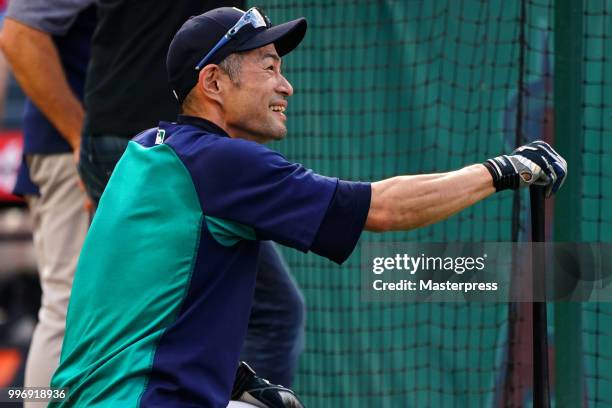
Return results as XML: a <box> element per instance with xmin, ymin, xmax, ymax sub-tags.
<box><xmin>50</xmin><ymin>116</ymin><xmax>371</xmax><ymax>407</ymax></box>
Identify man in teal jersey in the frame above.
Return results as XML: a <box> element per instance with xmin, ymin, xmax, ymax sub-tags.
<box><xmin>50</xmin><ymin>6</ymin><xmax>567</xmax><ymax>408</ymax></box>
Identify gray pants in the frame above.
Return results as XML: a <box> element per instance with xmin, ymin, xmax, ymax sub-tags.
<box><xmin>23</xmin><ymin>153</ymin><xmax>89</xmax><ymax>408</ymax></box>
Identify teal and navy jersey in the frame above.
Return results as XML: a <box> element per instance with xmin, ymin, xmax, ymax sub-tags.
<box><xmin>50</xmin><ymin>115</ymin><xmax>371</xmax><ymax>407</ymax></box>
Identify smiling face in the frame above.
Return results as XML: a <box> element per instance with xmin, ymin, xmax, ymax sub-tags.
<box><xmin>219</xmin><ymin>44</ymin><xmax>294</xmax><ymax>143</ymax></box>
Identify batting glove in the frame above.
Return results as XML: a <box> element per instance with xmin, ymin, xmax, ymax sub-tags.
<box><xmin>231</xmin><ymin>362</ymin><xmax>305</xmax><ymax>408</ymax></box>
<box><xmin>483</xmin><ymin>140</ymin><xmax>567</xmax><ymax>197</ymax></box>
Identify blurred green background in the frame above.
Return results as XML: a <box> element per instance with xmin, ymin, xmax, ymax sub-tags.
<box><xmin>247</xmin><ymin>1</ymin><xmax>612</xmax><ymax>406</ymax></box>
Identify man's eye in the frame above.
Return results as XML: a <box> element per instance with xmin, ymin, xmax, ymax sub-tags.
<box><xmin>266</xmin><ymin>66</ymin><xmax>275</xmax><ymax>71</ymax></box>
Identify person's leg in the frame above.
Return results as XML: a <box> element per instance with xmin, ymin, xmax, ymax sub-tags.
<box><xmin>23</xmin><ymin>153</ymin><xmax>89</xmax><ymax>408</ymax></box>
<box><xmin>240</xmin><ymin>242</ymin><xmax>305</xmax><ymax>387</ymax></box>
<box><xmin>78</xmin><ymin>133</ymin><xmax>130</xmax><ymax>205</ymax></box>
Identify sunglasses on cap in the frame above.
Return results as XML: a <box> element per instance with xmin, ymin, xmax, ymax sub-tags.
<box><xmin>194</xmin><ymin>7</ymin><xmax>271</xmax><ymax>71</ymax></box>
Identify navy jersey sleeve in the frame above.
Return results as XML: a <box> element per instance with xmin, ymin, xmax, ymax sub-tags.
<box><xmin>184</xmin><ymin>137</ymin><xmax>371</xmax><ymax>264</ymax></box>
<box><xmin>310</xmin><ymin>179</ymin><xmax>371</xmax><ymax>263</ymax></box>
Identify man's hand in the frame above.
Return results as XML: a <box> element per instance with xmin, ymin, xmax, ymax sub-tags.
<box><xmin>231</xmin><ymin>362</ymin><xmax>305</xmax><ymax>408</ymax></box>
<box><xmin>483</xmin><ymin>140</ymin><xmax>567</xmax><ymax>197</ymax></box>
<box><xmin>72</xmin><ymin>144</ymin><xmax>94</xmax><ymax>213</ymax></box>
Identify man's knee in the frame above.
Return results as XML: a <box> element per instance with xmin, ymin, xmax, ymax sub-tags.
<box><xmin>280</xmin><ymin>285</ymin><xmax>305</xmax><ymax>334</ymax></box>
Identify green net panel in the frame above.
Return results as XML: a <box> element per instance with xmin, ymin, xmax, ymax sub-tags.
<box><xmin>244</xmin><ymin>1</ymin><xmax>612</xmax><ymax>406</ymax></box>
<box><xmin>582</xmin><ymin>0</ymin><xmax>612</xmax><ymax>407</ymax></box>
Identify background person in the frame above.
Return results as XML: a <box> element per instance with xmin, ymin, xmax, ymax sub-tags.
<box><xmin>0</xmin><ymin>0</ymin><xmax>95</xmax><ymax>405</ymax></box>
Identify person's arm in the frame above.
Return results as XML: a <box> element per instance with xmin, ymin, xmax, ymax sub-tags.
<box><xmin>365</xmin><ymin>140</ymin><xmax>567</xmax><ymax>232</ymax></box>
<box><xmin>365</xmin><ymin>164</ymin><xmax>494</xmax><ymax>232</ymax></box>
<box><xmin>0</xmin><ymin>18</ymin><xmax>84</xmax><ymax>152</ymax></box>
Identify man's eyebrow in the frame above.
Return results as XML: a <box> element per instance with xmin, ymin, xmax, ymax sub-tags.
<box><xmin>262</xmin><ymin>53</ymin><xmax>281</xmax><ymax>62</ymax></box>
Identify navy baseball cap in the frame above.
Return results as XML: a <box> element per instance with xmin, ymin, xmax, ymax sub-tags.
<box><xmin>167</xmin><ymin>7</ymin><xmax>307</xmax><ymax>103</ymax></box>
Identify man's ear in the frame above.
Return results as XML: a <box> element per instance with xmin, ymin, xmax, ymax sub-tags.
<box><xmin>199</xmin><ymin>65</ymin><xmax>224</xmax><ymax>104</ymax></box>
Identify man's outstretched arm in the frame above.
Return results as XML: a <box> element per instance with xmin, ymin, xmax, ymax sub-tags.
<box><xmin>366</xmin><ymin>164</ymin><xmax>494</xmax><ymax>232</ymax></box>
<box><xmin>365</xmin><ymin>140</ymin><xmax>567</xmax><ymax>232</ymax></box>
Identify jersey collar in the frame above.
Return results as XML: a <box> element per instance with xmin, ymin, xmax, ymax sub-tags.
<box><xmin>176</xmin><ymin>115</ymin><xmax>230</xmax><ymax>137</ymax></box>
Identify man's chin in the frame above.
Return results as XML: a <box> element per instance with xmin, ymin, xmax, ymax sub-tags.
<box><xmin>253</xmin><ymin>122</ymin><xmax>287</xmax><ymax>143</ymax></box>
<box><xmin>269</xmin><ymin>126</ymin><xmax>287</xmax><ymax>141</ymax></box>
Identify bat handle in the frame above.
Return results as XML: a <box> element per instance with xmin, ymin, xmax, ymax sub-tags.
<box><xmin>530</xmin><ymin>185</ymin><xmax>550</xmax><ymax>408</ymax></box>
<box><xmin>530</xmin><ymin>186</ymin><xmax>546</xmax><ymax>243</ymax></box>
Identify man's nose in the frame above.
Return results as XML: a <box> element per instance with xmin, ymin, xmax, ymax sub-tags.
<box><xmin>277</xmin><ymin>74</ymin><xmax>293</xmax><ymax>97</ymax></box>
